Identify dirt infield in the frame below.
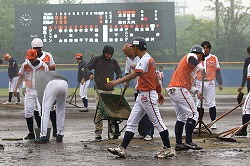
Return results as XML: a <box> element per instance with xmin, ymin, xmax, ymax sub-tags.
<box><xmin>0</xmin><ymin>96</ymin><xmax>250</xmax><ymax>166</ymax></box>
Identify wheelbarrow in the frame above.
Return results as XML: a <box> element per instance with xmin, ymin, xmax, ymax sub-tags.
<box><xmin>94</xmin><ymin>86</ymin><xmax>131</xmax><ymax>139</ymax></box>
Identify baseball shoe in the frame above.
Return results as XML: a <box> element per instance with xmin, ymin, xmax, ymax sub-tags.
<box><xmin>95</xmin><ymin>134</ymin><xmax>102</xmax><ymax>141</ymax></box>
<box><xmin>3</xmin><ymin>101</ymin><xmax>12</xmax><ymax>105</ymax></box>
<box><xmin>144</xmin><ymin>135</ymin><xmax>152</xmax><ymax>141</ymax></box>
<box><xmin>133</xmin><ymin>134</ymin><xmax>144</xmax><ymax>139</ymax></box>
<box><xmin>15</xmin><ymin>102</ymin><xmax>22</xmax><ymax>105</ymax></box>
<box><xmin>24</xmin><ymin>132</ymin><xmax>35</xmax><ymax>139</ymax></box>
<box><xmin>211</xmin><ymin>123</ymin><xmax>217</xmax><ymax>129</ymax></box>
<box><xmin>155</xmin><ymin>147</ymin><xmax>175</xmax><ymax>158</ymax></box>
<box><xmin>185</xmin><ymin>142</ymin><xmax>203</xmax><ymax>150</ymax></box>
<box><xmin>235</xmin><ymin>131</ymin><xmax>247</xmax><ymax>137</ymax></box>
<box><xmin>108</xmin><ymin>145</ymin><xmax>126</xmax><ymax>158</ymax></box>
<box><xmin>34</xmin><ymin>136</ymin><xmax>48</xmax><ymax>143</ymax></box>
<box><xmin>175</xmin><ymin>143</ymin><xmax>189</xmax><ymax>151</ymax></box>
<box><xmin>56</xmin><ymin>135</ymin><xmax>63</xmax><ymax>142</ymax></box>
<box><xmin>79</xmin><ymin>107</ymin><xmax>89</xmax><ymax>112</ymax></box>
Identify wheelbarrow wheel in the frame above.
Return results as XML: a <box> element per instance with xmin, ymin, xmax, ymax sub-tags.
<box><xmin>108</xmin><ymin>121</ymin><xmax>120</xmax><ymax>139</ymax></box>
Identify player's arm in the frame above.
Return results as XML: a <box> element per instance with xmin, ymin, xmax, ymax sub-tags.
<box><xmin>216</xmin><ymin>70</ymin><xmax>223</xmax><ymax>91</ymax></box>
<box><xmin>14</xmin><ymin>75</ymin><xmax>24</xmax><ymax>96</ymax></box>
<box><xmin>239</xmin><ymin>58</ymin><xmax>249</xmax><ymax>91</ymax></box>
<box><xmin>106</xmin><ymin>72</ymin><xmax>138</xmax><ymax>88</ymax></box>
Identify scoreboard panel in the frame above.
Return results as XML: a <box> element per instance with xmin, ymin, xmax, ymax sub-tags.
<box><xmin>15</xmin><ymin>2</ymin><xmax>175</xmax><ymax>52</ymax></box>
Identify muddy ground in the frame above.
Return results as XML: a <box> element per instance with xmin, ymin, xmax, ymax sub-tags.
<box><xmin>0</xmin><ymin>95</ymin><xmax>250</xmax><ymax>166</ymax></box>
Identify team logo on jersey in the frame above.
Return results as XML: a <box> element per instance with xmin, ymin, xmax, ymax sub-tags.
<box><xmin>207</xmin><ymin>61</ymin><xmax>214</xmax><ymax>66</ymax></box>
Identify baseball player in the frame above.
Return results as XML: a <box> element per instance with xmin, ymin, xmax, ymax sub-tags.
<box><xmin>34</xmin><ymin>71</ymin><xmax>68</xmax><ymax>143</ymax></box>
<box><xmin>85</xmin><ymin>45</ymin><xmax>122</xmax><ymax>140</ymax></box>
<box><xmin>167</xmin><ymin>45</ymin><xmax>205</xmax><ymax>151</ymax></box>
<box><xmin>238</xmin><ymin>46</ymin><xmax>250</xmax><ymax>93</ymax></box>
<box><xmin>30</xmin><ymin>38</ymin><xmax>58</xmax><ymax>137</ymax></box>
<box><xmin>107</xmin><ymin>38</ymin><xmax>174</xmax><ymax>158</ymax></box>
<box><xmin>75</xmin><ymin>53</ymin><xmax>93</xmax><ymax>112</ymax></box>
<box><xmin>14</xmin><ymin>49</ymin><xmax>48</xmax><ymax>139</ymax></box>
<box><xmin>2</xmin><ymin>53</ymin><xmax>21</xmax><ymax>105</ymax></box>
<box><xmin>156</xmin><ymin>66</ymin><xmax>164</xmax><ymax>88</ymax></box>
<box><xmin>195</xmin><ymin>41</ymin><xmax>223</xmax><ymax>129</ymax></box>
<box><xmin>236</xmin><ymin>46</ymin><xmax>250</xmax><ymax>136</ymax></box>
<box><xmin>123</xmin><ymin>43</ymin><xmax>154</xmax><ymax>141</ymax></box>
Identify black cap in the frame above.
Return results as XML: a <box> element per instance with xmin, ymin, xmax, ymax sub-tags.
<box><xmin>190</xmin><ymin>45</ymin><xmax>205</xmax><ymax>54</ymax></box>
<box><xmin>131</xmin><ymin>37</ymin><xmax>147</xmax><ymax>50</ymax></box>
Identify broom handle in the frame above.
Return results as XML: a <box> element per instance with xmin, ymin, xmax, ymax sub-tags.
<box><xmin>206</xmin><ymin>101</ymin><xmax>244</xmax><ymax>128</ymax></box>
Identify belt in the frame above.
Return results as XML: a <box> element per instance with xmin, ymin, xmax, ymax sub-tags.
<box><xmin>137</xmin><ymin>90</ymin><xmax>144</xmax><ymax>93</ymax></box>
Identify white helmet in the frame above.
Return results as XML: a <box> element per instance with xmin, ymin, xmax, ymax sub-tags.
<box><xmin>31</xmin><ymin>38</ymin><xmax>43</xmax><ymax>48</ymax></box>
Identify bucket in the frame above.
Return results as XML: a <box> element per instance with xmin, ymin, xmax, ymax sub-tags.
<box><xmin>35</xmin><ymin>128</ymin><xmax>51</xmax><ymax>140</ymax></box>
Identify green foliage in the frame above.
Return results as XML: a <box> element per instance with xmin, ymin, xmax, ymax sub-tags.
<box><xmin>0</xmin><ymin>1</ymin><xmax>249</xmax><ymax>63</ymax></box>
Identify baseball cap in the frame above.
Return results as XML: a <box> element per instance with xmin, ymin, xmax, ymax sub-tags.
<box><xmin>75</xmin><ymin>53</ymin><xmax>83</xmax><ymax>59</ymax></box>
<box><xmin>26</xmin><ymin>49</ymin><xmax>37</xmax><ymax>60</ymax></box>
<box><xmin>190</xmin><ymin>45</ymin><xmax>205</xmax><ymax>54</ymax></box>
<box><xmin>3</xmin><ymin>53</ymin><xmax>10</xmax><ymax>60</ymax></box>
<box><xmin>31</xmin><ymin>38</ymin><xmax>43</xmax><ymax>48</ymax></box>
<box><xmin>130</xmin><ymin>37</ymin><xmax>147</xmax><ymax>49</ymax></box>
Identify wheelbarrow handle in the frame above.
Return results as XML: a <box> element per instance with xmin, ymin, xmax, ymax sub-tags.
<box><xmin>115</xmin><ymin>86</ymin><xmax>128</xmax><ymax>112</ymax></box>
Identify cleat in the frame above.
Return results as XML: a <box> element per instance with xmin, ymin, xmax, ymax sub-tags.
<box><xmin>235</xmin><ymin>131</ymin><xmax>247</xmax><ymax>137</ymax></box>
<box><xmin>185</xmin><ymin>142</ymin><xmax>203</xmax><ymax>150</ymax></box>
<box><xmin>211</xmin><ymin>123</ymin><xmax>217</xmax><ymax>129</ymax></box>
<box><xmin>175</xmin><ymin>143</ymin><xmax>189</xmax><ymax>151</ymax></box>
<box><xmin>56</xmin><ymin>135</ymin><xmax>63</xmax><ymax>142</ymax></box>
<box><xmin>3</xmin><ymin>101</ymin><xmax>12</xmax><ymax>105</ymax></box>
<box><xmin>95</xmin><ymin>133</ymin><xmax>102</xmax><ymax>141</ymax></box>
<box><xmin>24</xmin><ymin>132</ymin><xmax>35</xmax><ymax>139</ymax></box>
<box><xmin>155</xmin><ymin>147</ymin><xmax>175</xmax><ymax>158</ymax></box>
<box><xmin>108</xmin><ymin>146</ymin><xmax>126</xmax><ymax>158</ymax></box>
<box><xmin>79</xmin><ymin>107</ymin><xmax>89</xmax><ymax>112</ymax></box>
<box><xmin>15</xmin><ymin>102</ymin><xmax>22</xmax><ymax>105</ymax></box>
<box><xmin>144</xmin><ymin>135</ymin><xmax>152</xmax><ymax>141</ymax></box>
<box><xmin>133</xmin><ymin>134</ymin><xmax>144</xmax><ymax>139</ymax></box>
<box><xmin>34</xmin><ymin>136</ymin><xmax>48</xmax><ymax>143</ymax></box>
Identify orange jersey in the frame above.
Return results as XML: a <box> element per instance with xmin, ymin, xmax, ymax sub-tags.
<box><xmin>38</xmin><ymin>51</ymin><xmax>56</xmax><ymax>70</ymax></box>
<box><xmin>168</xmin><ymin>53</ymin><xmax>198</xmax><ymax>90</ymax></box>
<box><xmin>196</xmin><ymin>54</ymin><xmax>220</xmax><ymax>81</ymax></box>
<box><xmin>19</xmin><ymin>60</ymin><xmax>49</xmax><ymax>89</ymax></box>
<box><xmin>134</xmin><ymin>53</ymin><xmax>157</xmax><ymax>91</ymax></box>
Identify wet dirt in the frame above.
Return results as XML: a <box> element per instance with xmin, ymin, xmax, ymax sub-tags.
<box><xmin>0</xmin><ymin>96</ymin><xmax>250</xmax><ymax>166</ymax></box>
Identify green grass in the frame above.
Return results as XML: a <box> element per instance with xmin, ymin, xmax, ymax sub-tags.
<box><xmin>0</xmin><ymin>87</ymin><xmax>246</xmax><ymax>97</ymax></box>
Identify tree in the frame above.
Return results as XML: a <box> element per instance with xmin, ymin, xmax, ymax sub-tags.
<box><xmin>0</xmin><ymin>0</ymin><xmax>49</xmax><ymax>58</ymax></box>
<box><xmin>207</xmin><ymin>0</ymin><xmax>250</xmax><ymax>61</ymax></box>
<box><xmin>59</xmin><ymin>0</ymin><xmax>83</xmax><ymax>4</ymax></box>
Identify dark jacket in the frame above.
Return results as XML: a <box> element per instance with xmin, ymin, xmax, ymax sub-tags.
<box><xmin>241</xmin><ymin>57</ymin><xmax>250</xmax><ymax>92</ymax></box>
<box><xmin>85</xmin><ymin>45</ymin><xmax>122</xmax><ymax>91</ymax></box>
<box><xmin>77</xmin><ymin>60</ymin><xmax>92</xmax><ymax>83</ymax></box>
<box><xmin>8</xmin><ymin>58</ymin><xmax>19</xmax><ymax>79</ymax></box>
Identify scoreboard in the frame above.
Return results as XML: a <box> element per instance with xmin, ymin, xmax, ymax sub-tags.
<box><xmin>15</xmin><ymin>2</ymin><xmax>175</xmax><ymax>52</ymax></box>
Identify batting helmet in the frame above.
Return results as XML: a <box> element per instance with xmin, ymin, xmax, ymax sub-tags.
<box><xmin>190</xmin><ymin>45</ymin><xmax>205</xmax><ymax>54</ymax></box>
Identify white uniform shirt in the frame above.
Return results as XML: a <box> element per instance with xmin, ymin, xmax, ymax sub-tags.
<box><xmin>125</xmin><ymin>56</ymin><xmax>140</xmax><ymax>92</ymax></box>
